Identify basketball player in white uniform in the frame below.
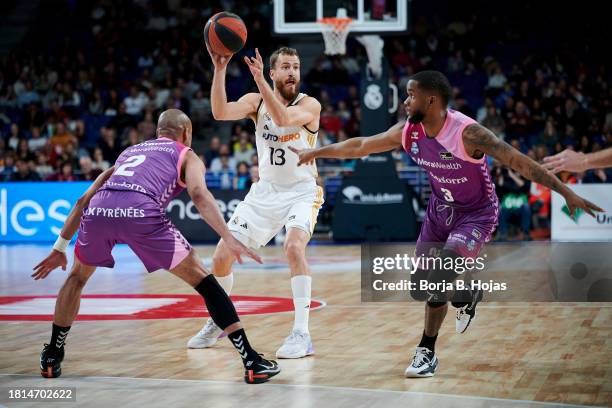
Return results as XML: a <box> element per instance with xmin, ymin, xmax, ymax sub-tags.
<box><xmin>187</xmin><ymin>46</ymin><xmax>324</xmax><ymax>358</ymax></box>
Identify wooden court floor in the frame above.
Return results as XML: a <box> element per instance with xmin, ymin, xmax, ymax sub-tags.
<box><xmin>0</xmin><ymin>244</ymin><xmax>610</xmax><ymax>407</ymax></box>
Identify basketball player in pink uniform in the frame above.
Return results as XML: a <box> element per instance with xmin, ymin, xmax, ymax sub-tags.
<box><xmin>290</xmin><ymin>71</ymin><xmax>602</xmax><ymax>377</ymax></box>
<box><xmin>33</xmin><ymin>109</ymin><xmax>280</xmax><ymax>384</ymax></box>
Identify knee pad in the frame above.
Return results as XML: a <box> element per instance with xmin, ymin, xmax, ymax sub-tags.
<box><xmin>409</xmin><ymin>268</ymin><xmax>429</xmax><ymax>301</ymax></box>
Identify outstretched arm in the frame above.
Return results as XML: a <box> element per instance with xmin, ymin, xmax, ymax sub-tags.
<box><xmin>289</xmin><ymin>121</ymin><xmax>405</xmax><ymax>165</ymax></box>
<box><xmin>542</xmin><ymin>147</ymin><xmax>612</xmax><ymax>173</ymax></box>
<box><xmin>32</xmin><ymin>166</ymin><xmax>115</xmax><ymax>279</ymax></box>
<box><xmin>462</xmin><ymin>123</ymin><xmax>603</xmax><ymax>217</ymax></box>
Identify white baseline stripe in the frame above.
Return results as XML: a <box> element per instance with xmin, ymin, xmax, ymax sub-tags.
<box><xmin>0</xmin><ymin>374</ymin><xmax>600</xmax><ymax>408</ymax></box>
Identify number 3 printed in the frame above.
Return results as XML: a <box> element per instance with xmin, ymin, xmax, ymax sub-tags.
<box><xmin>440</xmin><ymin>187</ymin><xmax>455</xmax><ymax>202</ymax></box>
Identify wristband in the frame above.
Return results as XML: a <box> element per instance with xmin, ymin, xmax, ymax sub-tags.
<box><xmin>53</xmin><ymin>236</ymin><xmax>70</xmax><ymax>253</ymax></box>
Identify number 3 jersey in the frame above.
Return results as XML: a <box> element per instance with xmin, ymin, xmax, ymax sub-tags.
<box><xmin>99</xmin><ymin>137</ymin><xmax>191</xmax><ymax>209</ymax></box>
<box><xmin>402</xmin><ymin>109</ymin><xmax>499</xmax><ymax>211</ymax></box>
<box><xmin>255</xmin><ymin>93</ymin><xmax>318</xmax><ymax>185</ymax></box>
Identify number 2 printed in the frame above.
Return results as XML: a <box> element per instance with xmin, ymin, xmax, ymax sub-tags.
<box><xmin>115</xmin><ymin>155</ymin><xmax>146</xmax><ymax>176</ymax></box>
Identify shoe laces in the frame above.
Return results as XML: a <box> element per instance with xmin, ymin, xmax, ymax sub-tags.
<box><xmin>456</xmin><ymin>306</ymin><xmax>467</xmax><ymax>320</ymax></box>
<box><xmin>284</xmin><ymin>330</ymin><xmax>307</xmax><ymax>345</ymax></box>
<box><xmin>199</xmin><ymin>319</ymin><xmax>219</xmax><ymax>337</ymax></box>
<box><xmin>412</xmin><ymin>348</ymin><xmax>431</xmax><ymax>367</ymax></box>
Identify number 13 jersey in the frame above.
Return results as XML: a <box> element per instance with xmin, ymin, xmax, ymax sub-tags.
<box><xmin>255</xmin><ymin>93</ymin><xmax>318</xmax><ymax>186</ymax></box>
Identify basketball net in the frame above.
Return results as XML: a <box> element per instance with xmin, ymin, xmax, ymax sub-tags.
<box><xmin>318</xmin><ymin>17</ymin><xmax>353</xmax><ymax>55</ymax></box>
<box><xmin>356</xmin><ymin>35</ymin><xmax>384</xmax><ymax>79</ymax></box>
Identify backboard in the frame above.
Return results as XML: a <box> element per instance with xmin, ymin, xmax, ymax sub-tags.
<box><xmin>273</xmin><ymin>0</ymin><xmax>408</xmax><ymax>34</ymax></box>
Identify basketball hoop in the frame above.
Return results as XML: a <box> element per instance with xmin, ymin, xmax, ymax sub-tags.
<box><xmin>317</xmin><ymin>17</ymin><xmax>353</xmax><ymax>55</ymax></box>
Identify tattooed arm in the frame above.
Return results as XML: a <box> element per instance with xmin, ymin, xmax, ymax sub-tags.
<box><xmin>462</xmin><ymin>123</ymin><xmax>603</xmax><ymax>217</ymax></box>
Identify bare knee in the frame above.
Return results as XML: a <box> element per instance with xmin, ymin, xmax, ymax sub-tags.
<box><xmin>284</xmin><ymin>240</ymin><xmax>305</xmax><ymax>264</ymax></box>
<box><xmin>212</xmin><ymin>239</ymin><xmax>235</xmax><ymax>276</ymax></box>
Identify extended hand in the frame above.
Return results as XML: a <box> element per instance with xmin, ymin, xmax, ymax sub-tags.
<box><xmin>225</xmin><ymin>236</ymin><xmax>263</xmax><ymax>264</ymax></box>
<box><xmin>288</xmin><ymin>146</ymin><xmax>317</xmax><ymax>166</ymax></box>
<box><xmin>32</xmin><ymin>250</ymin><xmax>68</xmax><ymax>280</ymax></box>
<box><xmin>206</xmin><ymin>43</ymin><xmax>232</xmax><ymax>70</ymax></box>
<box><xmin>243</xmin><ymin>48</ymin><xmax>265</xmax><ymax>82</ymax></box>
<box><xmin>564</xmin><ymin>191</ymin><xmax>604</xmax><ymax>219</ymax></box>
<box><xmin>542</xmin><ymin>149</ymin><xmax>588</xmax><ymax>173</ymax></box>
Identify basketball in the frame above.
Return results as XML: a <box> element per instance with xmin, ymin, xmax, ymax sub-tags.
<box><xmin>204</xmin><ymin>12</ymin><xmax>247</xmax><ymax>56</ymax></box>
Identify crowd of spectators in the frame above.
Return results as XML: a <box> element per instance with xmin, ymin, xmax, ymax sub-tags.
<box><xmin>1</xmin><ymin>0</ymin><xmax>610</xmax><ymax>239</ymax></box>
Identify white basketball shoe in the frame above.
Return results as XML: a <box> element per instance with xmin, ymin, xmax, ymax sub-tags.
<box><xmin>275</xmin><ymin>329</ymin><xmax>314</xmax><ymax>359</ymax></box>
<box><xmin>404</xmin><ymin>347</ymin><xmax>438</xmax><ymax>378</ymax></box>
<box><xmin>455</xmin><ymin>287</ymin><xmax>484</xmax><ymax>334</ymax></box>
<box><xmin>187</xmin><ymin>318</ymin><xmax>224</xmax><ymax>349</ymax></box>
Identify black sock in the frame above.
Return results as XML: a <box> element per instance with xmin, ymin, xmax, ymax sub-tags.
<box><xmin>50</xmin><ymin>323</ymin><xmax>70</xmax><ymax>351</ymax></box>
<box><xmin>418</xmin><ymin>331</ymin><xmax>437</xmax><ymax>352</ymax></box>
<box><xmin>228</xmin><ymin>329</ymin><xmax>260</xmax><ymax>368</ymax></box>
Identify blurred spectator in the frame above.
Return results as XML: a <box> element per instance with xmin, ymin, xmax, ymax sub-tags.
<box><xmin>124</xmin><ymin>86</ymin><xmax>149</xmax><ymax>116</ymax></box>
<box><xmin>529</xmin><ymin>183</ymin><xmax>551</xmax><ymax>232</ymax></box>
<box><xmin>204</xmin><ymin>135</ymin><xmax>221</xmax><ymax>167</ymax></box>
<box><xmin>79</xmin><ymin>156</ymin><xmax>103</xmax><ymax>181</ymax></box>
<box><xmin>122</xmin><ymin>128</ymin><xmax>143</xmax><ymax>148</ymax></box>
<box><xmin>10</xmin><ymin>158</ymin><xmax>41</xmax><ymax>181</ymax></box>
<box><xmin>495</xmin><ymin>166</ymin><xmax>531</xmax><ymax>240</ymax></box>
<box><xmin>17</xmin><ymin>81</ymin><xmax>41</xmax><ymax>108</ymax></box>
<box><xmin>480</xmin><ymin>105</ymin><xmax>505</xmax><ymax>135</ymax></box>
<box><xmin>35</xmin><ymin>152</ymin><xmax>54</xmax><ymax>179</ymax></box>
<box><xmin>233</xmin><ymin>132</ymin><xmax>256</xmax><ymax>164</ymax></box>
<box><xmin>137</xmin><ymin>112</ymin><xmax>157</xmax><ymax>140</ymax></box>
<box><xmin>250</xmin><ymin>164</ymin><xmax>260</xmax><ymax>184</ymax></box>
<box><xmin>98</xmin><ymin>127</ymin><xmax>121</xmax><ymax>162</ymax></box>
<box><xmin>215</xmin><ymin>155</ymin><xmax>235</xmax><ymax>190</ymax></box>
<box><xmin>234</xmin><ymin>162</ymin><xmax>251</xmax><ymax>190</ymax></box>
<box><xmin>506</xmin><ymin>101</ymin><xmax>533</xmax><ymax>139</ymax></box>
<box><xmin>320</xmin><ymin>105</ymin><xmax>343</xmax><ymax>135</ymax></box>
<box><xmin>109</xmin><ymin>103</ymin><xmax>136</xmax><ymax>135</ymax></box>
<box><xmin>50</xmin><ymin>122</ymin><xmax>76</xmax><ymax>150</ymax></box>
<box><xmin>16</xmin><ymin>139</ymin><xmax>35</xmax><ymax>162</ymax></box>
<box><xmin>88</xmin><ymin>91</ymin><xmax>104</xmax><ymax>115</ymax></box>
<box><xmin>210</xmin><ymin>144</ymin><xmax>237</xmax><ymax>173</ymax></box>
<box><xmin>0</xmin><ymin>155</ymin><xmax>16</xmax><ymax>180</ymax></box>
<box><xmin>190</xmin><ymin>89</ymin><xmax>211</xmax><ymax>129</ymax></box>
<box><xmin>92</xmin><ymin>147</ymin><xmax>111</xmax><ymax>170</ymax></box>
<box><xmin>28</xmin><ymin>127</ymin><xmax>48</xmax><ymax>152</ymax></box>
<box><xmin>7</xmin><ymin>123</ymin><xmax>20</xmax><ymax>150</ymax></box>
<box><xmin>47</xmin><ymin>161</ymin><xmax>78</xmax><ymax>181</ymax></box>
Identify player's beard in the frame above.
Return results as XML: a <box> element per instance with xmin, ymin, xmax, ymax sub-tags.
<box><xmin>276</xmin><ymin>78</ymin><xmax>300</xmax><ymax>102</ymax></box>
<box><xmin>408</xmin><ymin>110</ymin><xmax>425</xmax><ymax>124</ymax></box>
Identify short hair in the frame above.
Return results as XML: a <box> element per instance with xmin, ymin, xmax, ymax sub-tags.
<box><xmin>410</xmin><ymin>70</ymin><xmax>452</xmax><ymax>107</ymax></box>
<box><xmin>269</xmin><ymin>47</ymin><xmax>299</xmax><ymax>69</ymax></box>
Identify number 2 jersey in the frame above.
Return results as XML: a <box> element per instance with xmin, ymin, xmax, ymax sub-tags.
<box><xmin>98</xmin><ymin>137</ymin><xmax>191</xmax><ymax>209</ymax></box>
<box><xmin>255</xmin><ymin>93</ymin><xmax>318</xmax><ymax>185</ymax></box>
<box><xmin>402</xmin><ymin>109</ymin><xmax>499</xmax><ymax>211</ymax></box>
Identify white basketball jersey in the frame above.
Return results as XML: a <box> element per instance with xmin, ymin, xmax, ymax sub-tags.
<box><xmin>254</xmin><ymin>93</ymin><xmax>318</xmax><ymax>185</ymax></box>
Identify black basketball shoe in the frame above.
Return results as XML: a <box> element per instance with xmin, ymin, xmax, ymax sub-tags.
<box><xmin>244</xmin><ymin>356</ymin><xmax>280</xmax><ymax>384</ymax></box>
<box><xmin>40</xmin><ymin>344</ymin><xmax>64</xmax><ymax>378</ymax></box>
<box><xmin>454</xmin><ymin>287</ymin><xmax>484</xmax><ymax>334</ymax></box>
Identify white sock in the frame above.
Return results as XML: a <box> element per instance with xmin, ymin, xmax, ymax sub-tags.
<box><xmin>215</xmin><ymin>273</ymin><xmax>234</xmax><ymax>295</ymax></box>
<box><xmin>291</xmin><ymin>275</ymin><xmax>312</xmax><ymax>333</ymax></box>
